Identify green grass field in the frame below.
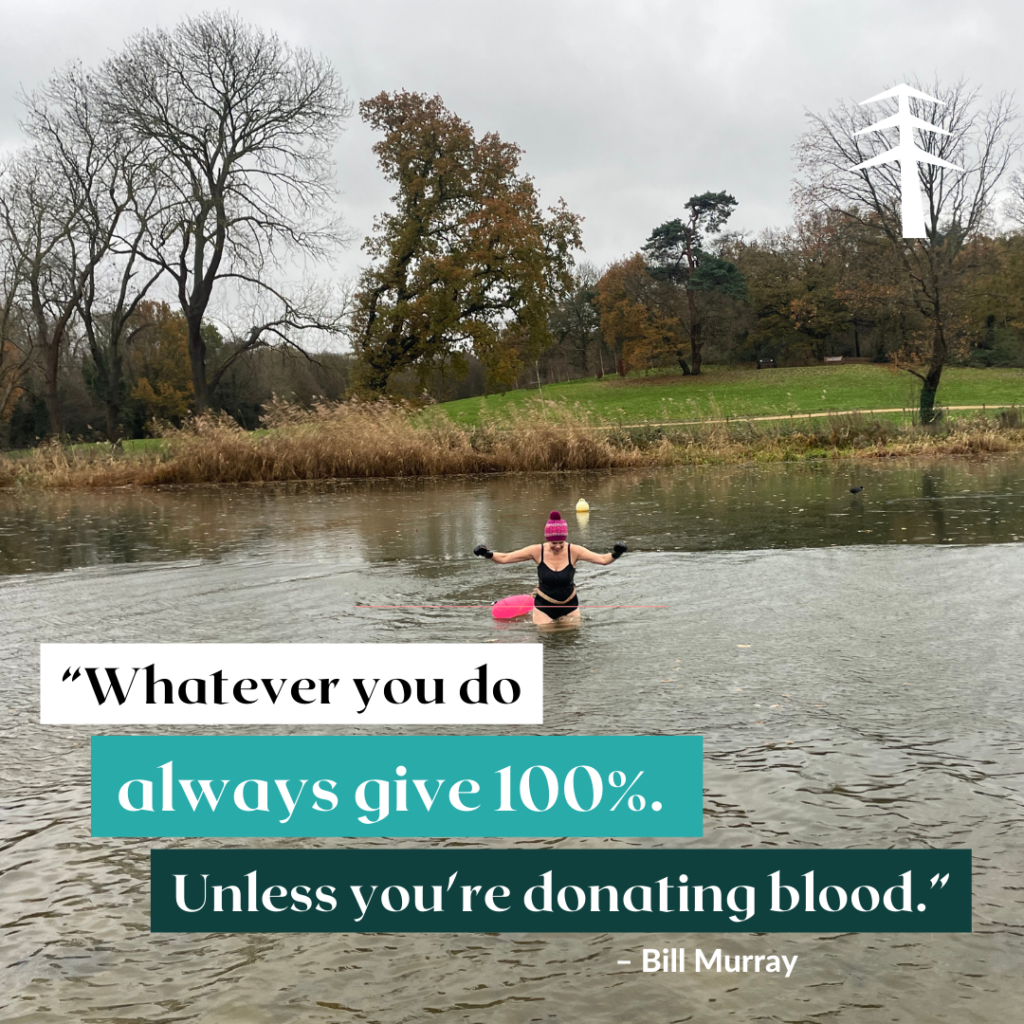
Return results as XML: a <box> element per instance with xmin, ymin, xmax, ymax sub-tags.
<box><xmin>4</xmin><ymin>436</ymin><xmax>166</xmax><ymax>459</ymax></box>
<box><xmin>435</xmin><ymin>364</ymin><xmax>1024</xmax><ymax>426</ymax></box>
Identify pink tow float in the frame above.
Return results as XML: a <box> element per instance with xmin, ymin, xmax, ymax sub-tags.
<box><xmin>491</xmin><ymin>593</ymin><xmax>535</xmax><ymax>620</ymax></box>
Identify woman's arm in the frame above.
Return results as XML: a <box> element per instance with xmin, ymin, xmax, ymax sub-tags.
<box><xmin>572</xmin><ymin>542</ymin><xmax>627</xmax><ymax>566</ymax></box>
<box><xmin>488</xmin><ymin>544</ymin><xmax>541</xmax><ymax>565</ymax></box>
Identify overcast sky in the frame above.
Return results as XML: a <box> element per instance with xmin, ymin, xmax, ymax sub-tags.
<box><xmin>1</xmin><ymin>0</ymin><xmax>1021</xmax><ymax>280</ymax></box>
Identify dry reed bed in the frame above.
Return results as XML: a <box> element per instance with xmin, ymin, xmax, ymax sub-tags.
<box><xmin>2</xmin><ymin>400</ymin><xmax>1024</xmax><ymax>489</ymax></box>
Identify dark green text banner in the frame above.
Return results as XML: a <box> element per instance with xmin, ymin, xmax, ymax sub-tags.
<box><xmin>151</xmin><ymin>848</ymin><xmax>971</xmax><ymax>933</ymax></box>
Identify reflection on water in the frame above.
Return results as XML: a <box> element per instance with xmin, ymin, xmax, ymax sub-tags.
<box><xmin>1</xmin><ymin>457</ymin><xmax>1023</xmax><ymax>1022</ymax></box>
<box><xmin>3</xmin><ymin>457</ymin><xmax>1024</xmax><ymax>577</ymax></box>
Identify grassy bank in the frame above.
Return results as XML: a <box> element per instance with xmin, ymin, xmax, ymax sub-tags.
<box><xmin>2</xmin><ymin>400</ymin><xmax>1023</xmax><ymax>489</ymax></box>
<box><xmin>437</xmin><ymin>364</ymin><xmax>1024</xmax><ymax>426</ymax></box>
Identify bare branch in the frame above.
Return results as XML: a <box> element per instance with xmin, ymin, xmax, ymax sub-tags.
<box><xmin>96</xmin><ymin>12</ymin><xmax>352</xmax><ymax>411</ymax></box>
<box><xmin>793</xmin><ymin>78</ymin><xmax>1019</xmax><ymax>421</ymax></box>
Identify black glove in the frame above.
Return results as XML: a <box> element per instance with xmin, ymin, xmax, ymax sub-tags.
<box><xmin>611</xmin><ymin>542</ymin><xmax>627</xmax><ymax>560</ymax></box>
<box><xmin>473</xmin><ymin>545</ymin><xmax>494</xmax><ymax>559</ymax></box>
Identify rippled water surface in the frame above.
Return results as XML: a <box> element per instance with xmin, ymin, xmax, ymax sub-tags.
<box><xmin>2</xmin><ymin>458</ymin><xmax>1024</xmax><ymax>1023</ymax></box>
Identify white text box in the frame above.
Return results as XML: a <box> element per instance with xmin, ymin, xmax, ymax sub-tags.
<box><xmin>40</xmin><ymin>644</ymin><xmax>543</xmax><ymax>725</ymax></box>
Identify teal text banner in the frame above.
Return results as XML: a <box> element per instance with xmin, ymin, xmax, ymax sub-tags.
<box><xmin>92</xmin><ymin>735</ymin><xmax>703</xmax><ymax>838</ymax></box>
<box><xmin>151</xmin><ymin>848</ymin><xmax>972</xmax><ymax>933</ymax></box>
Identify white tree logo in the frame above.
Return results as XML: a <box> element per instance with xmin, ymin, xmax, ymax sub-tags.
<box><xmin>852</xmin><ymin>84</ymin><xmax>963</xmax><ymax>238</ymax></box>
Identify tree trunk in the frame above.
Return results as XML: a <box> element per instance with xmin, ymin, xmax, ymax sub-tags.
<box><xmin>687</xmin><ymin>290</ymin><xmax>702</xmax><ymax>375</ymax></box>
<box><xmin>676</xmin><ymin>352</ymin><xmax>691</xmax><ymax>375</ymax></box>
<box><xmin>918</xmin><ymin>322</ymin><xmax>947</xmax><ymax>425</ymax></box>
<box><xmin>919</xmin><ymin>365</ymin><xmax>943</xmax><ymax>423</ymax></box>
<box><xmin>690</xmin><ymin>322</ymin><xmax>703</xmax><ymax>375</ymax></box>
<box><xmin>187</xmin><ymin>317</ymin><xmax>211</xmax><ymax>412</ymax></box>
<box><xmin>104</xmin><ymin>400</ymin><xmax>120</xmax><ymax>443</ymax></box>
<box><xmin>916</xmin><ymin>263</ymin><xmax>950</xmax><ymax>424</ymax></box>
<box><xmin>104</xmin><ymin>348</ymin><xmax>123</xmax><ymax>442</ymax></box>
<box><xmin>42</xmin><ymin>339</ymin><xmax>63</xmax><ymax>437</ymax></box>
<box><xmin>84</xmin><ymin>322</ymin><xmax>123</xmax><ymax>442</ymax></box>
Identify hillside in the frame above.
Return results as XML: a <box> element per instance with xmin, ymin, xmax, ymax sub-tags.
<box><xmin>436</xmin><ymin>364</ymin><xmax>1024</xmax><ymax>426</ymax></box>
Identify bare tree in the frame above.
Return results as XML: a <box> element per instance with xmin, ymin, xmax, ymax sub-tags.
<box><xmin>1003</xmin><ymin>170</ymin><xmax>1024</xmax><ymax>232</ymax></box>
<box><xmin>796</xmin><ymin>78</ymin><xmax>1018</xmax><ymax>421</ymax></box>
<box><xmin>0</xmin><ymin>147</ymin><xmax>89</xmax><ymax>437</ymax></box>
<box><xmin>549</xmin><ymin>262</ymin><xmax>602</xmax><ymax>377</ymax></box>
<box><xmin>22</xmin><ymin>62</ymin><xmax>164</xmax><ymax>442</ymax></box>
<box><xmin>0</xmin><ymin>217</ymin><xmax>31</xmax><ymax>427</ymax></box>
<box><xmin>99</xmin><ymin>12</ymin><xmax>351</xmax><ymax>412</ymax></box>
<box><xmin>77</xmin><ymin>236</ymin><xmax>164</xmax><ymax>443</ymax></box>
<box><xmin>0</xmin><ymin>61</ymin><xmax>150</xmax><ymax>437</ymax></box>
<box><xmin>206</xmin><ymin>279</ymin><xmax>350</xmax><ymax>396</ymax></box>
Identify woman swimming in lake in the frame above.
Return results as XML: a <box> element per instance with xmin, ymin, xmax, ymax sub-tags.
<box><xmin>473</xmin><ymin>510</ymin><xmax>627</xmax><ymax>625</ymax></box>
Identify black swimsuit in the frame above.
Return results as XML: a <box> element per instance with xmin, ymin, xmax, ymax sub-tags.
<box><xmin>534</xmin><ymin>544</ymin><xmax>579</xmax><ymax>619</ymax></box>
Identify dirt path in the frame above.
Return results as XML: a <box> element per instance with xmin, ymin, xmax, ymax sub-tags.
<box><xmin>606</xmin><ymin>405</ymin><xmax>1016</xmax><ymax>429</ymax></box>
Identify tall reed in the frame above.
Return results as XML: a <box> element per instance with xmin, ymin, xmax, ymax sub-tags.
<box><xmin>145</xmin><ymin>399</ymin><xmax>660</xmax><ymax>484</ymax></box>
<box><xmin>2</xmin><ymin>400</ymin><xmax>1023</xmax><ymax>489</ymax></box>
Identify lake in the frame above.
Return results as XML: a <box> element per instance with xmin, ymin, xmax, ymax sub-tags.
<box><xmin>2</xmin><ymin>457</ymin><xmax>1023</xmax><ymax>1022</ymax></box>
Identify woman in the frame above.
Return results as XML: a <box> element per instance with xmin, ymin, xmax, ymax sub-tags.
<box><xmin>473</xmin><ymin>510</ymin><xmax>627</xmax><ymax>625</ymax></box>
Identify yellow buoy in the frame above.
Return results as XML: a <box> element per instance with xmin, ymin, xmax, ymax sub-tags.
<box><xmin>575</xmin><ymin>498</ymin><xmax>590</xmax><ymax>512</ymax></box>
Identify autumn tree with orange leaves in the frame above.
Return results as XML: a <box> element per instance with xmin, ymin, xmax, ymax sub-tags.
<box><xmin>595</xmin><ymin>254</ymin><xmax>682</xmax><ymax>375</ymax></box>
<box><xmin>351</xmin><ymin>91</ymin><xmax>583</xmax><ymax>393</ymax></box>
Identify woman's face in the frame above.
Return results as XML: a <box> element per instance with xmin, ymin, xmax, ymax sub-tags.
<box><xmin>547</xmin><ymin>539</ymin><xmax>566</xmax><ymax>554</ymax></box>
